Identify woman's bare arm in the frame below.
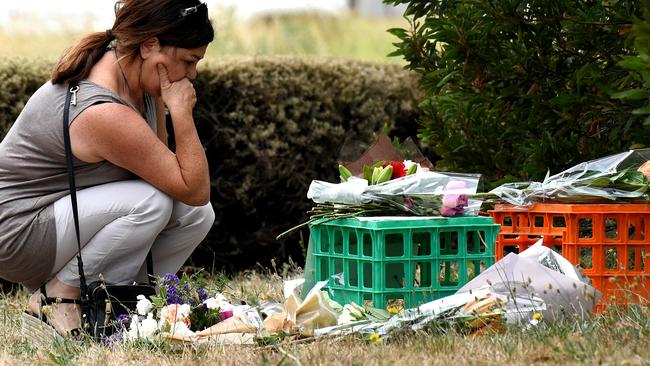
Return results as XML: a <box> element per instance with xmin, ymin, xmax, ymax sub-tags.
<box><xmin>155</xmin><ymin>96</ymin><xmax>169</xmax><ymax>147</ymax></box>
<box><xmin>69</xmin><ymin>66</ymin><xmax>210</xmax><ymax>206</ymax></box>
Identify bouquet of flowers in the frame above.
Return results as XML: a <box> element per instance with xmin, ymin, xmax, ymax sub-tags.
<box><xmin>119</xmin><ymin>273</ymin><xmax>259</xmax><ymax>342</ymax></box>
<box><xmin>489</xmin><ymin>149</ymin><xmax>650</xmax><ymax>205</ymax></box>
<box><xmin>277</xmin><ymin>135</ymin><xmax>482</xmax><ymax>238</ymax></box>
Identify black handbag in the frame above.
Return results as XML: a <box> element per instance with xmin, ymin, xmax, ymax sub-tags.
<box><xmin>84</xmin><ymin>281</ymin><xmax>156</xmax><ymax>339</ymax></box>
<box><xmin>62</xmin><ymin>83</ymin><xmax>157</xmax><ymax>340</ymax></box>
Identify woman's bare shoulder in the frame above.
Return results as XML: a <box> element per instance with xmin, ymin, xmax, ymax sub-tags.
<box><xmin>70</xmin><ymin>102</ymin><xmax>155</xmax><ymax>163</ymax></box>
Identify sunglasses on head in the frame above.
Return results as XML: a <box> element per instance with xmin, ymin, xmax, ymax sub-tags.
<box><xmin>179</xmin><ymin>2</ymin><xmax>207</xmax><ymax>18</ymax></box>
<box><xmin>113</xmin><ymin>1</ymin><xmax>207</xmax><ymax>19</ymax></box>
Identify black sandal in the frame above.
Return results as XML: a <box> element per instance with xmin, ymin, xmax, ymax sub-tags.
<box><xmin>21</xmin><ymin>286</ymin><xmax>84</xmax><ymax>343</ymax></box>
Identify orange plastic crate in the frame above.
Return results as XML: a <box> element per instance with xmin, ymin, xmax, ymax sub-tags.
<box><xmin>489</xmin><ymin>203</ymin><xmax>650</xmax><ymax>306</ymax></box>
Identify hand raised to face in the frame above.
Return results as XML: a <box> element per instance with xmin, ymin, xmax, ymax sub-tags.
<box><xmin>157</xmin><ymin>63</ymin><xmax>196</xmax><ymax>116</ymax></box>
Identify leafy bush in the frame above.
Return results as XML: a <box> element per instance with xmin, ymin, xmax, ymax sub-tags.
<box><xmin>0</xmin><ymin>56</ymin><xmax>422</xmax><ymax>271</ymax></box>
<box><xmin>0</xmin><ymin>58</ymin><xmax>51</xmax><ymax>138</ymax></box>
<box><xmin>384</xmin><ymin>0</ymin><xmax>650</xmax><ymax>187</ymax></box>
<box><xmin>617</xmin><ymin>3</ymin><xmax>650</xmax><ymax>121</ymax></box>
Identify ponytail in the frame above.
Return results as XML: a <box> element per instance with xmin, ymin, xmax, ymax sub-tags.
<box><xmin>51</xmin><ymin>31</ymin><xmax>115</xmax><ymax>85</ymax></box>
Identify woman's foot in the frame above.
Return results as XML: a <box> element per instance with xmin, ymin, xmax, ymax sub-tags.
<box><xmin>28</xmin><ymin>283</ymin><xmax>82</xmax><ymax>336</ymax></box>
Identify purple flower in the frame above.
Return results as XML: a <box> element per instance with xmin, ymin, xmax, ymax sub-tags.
<box><xmin>116</xmin><ymin>313</ymin><xmax>131</xmax><ymax>326</ymax></box>
<box><xmin>161</xmin><ymin>273</ymin><xmax>184</xmax><ymax>304</ymax></box>
<box><xmin>163</xmin><ymin>273</ymin><xmax>180</xmax><ymax>286</ymax></box>
<box><xmin>196</xmin><ymin>287</ymin><xmax>209</xmax><ymax>312</ymax></box>
<box><xmin>196</xmin><ymin>287</ymin><xmax>208</xmax><ymax>302</ymax></box>
<box><xmin>165</xmin><ymin>285</ymin><xmax>183</xmax><ymax>304</ymax></box>
<box><xmin>102</xmin><ymin>330</ymin><xmax>124</xmax><ymax>346</ymax></box>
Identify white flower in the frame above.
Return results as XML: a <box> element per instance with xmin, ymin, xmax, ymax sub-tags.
<box><xmin>140</xmin><ymin>313</ymin><xmax>159</xmax><ymax>339</ymax></box>
<box><xmin>136</xmin><ymin>294</ymin><xmax>153</xmax><ymax>315</ymax></box>
<box><xmin>125</xmin><ymin>315</ymin><xmax>140</xmax><ymax>341</ymax></box>
<box><xmin>403</xmin><ymin>160</ymin><xmax>416</xmax><ymax>169</ymax></box>
<box><xmin>529</xmin><ymin>312</ymin><xmax>543</xmax><ymax>326</ymax></box>
<box><xmin>125</xmin><ymin>313</ymin><xmax>159</xmax><ymax>340</ymax></box>
<box><xmin>232</xmin><ymin>304</ymin><xmax>252</xmax><ymax>317</ymax></box>
<box><xmin>177</xmin><ymin>304</ymin><xmax>191</xmax><ymax>317</ymax></box>
<box><xmin>203</xmin><ymin>297</ymin><xmax>220</xmax><ymax>310</ymax></box>
<box><xmin>203</xmin><ymin>294</ymin><xmax>233</xmax><ymax>311</ymax></box>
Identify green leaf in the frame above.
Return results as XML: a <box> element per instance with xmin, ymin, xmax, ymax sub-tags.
<box><xmin>363</xmin><ymin>161</ymin><xmax>385</xmax><ymax>183</ymax></box>
<box><xmin>364</xmin><ymin>306</ymin><xmax>392</xmax><ymax>322</ymax></box>
<box><xmin>632</xmin><ymin>105</ymin><xmax>650</xmax><ymax>115</ymax></box>
<box><xmin>436</xmin><ymin>71</ymin><xmax>459</xmax><ymax>88</ymax></box>
<box><xmin>363</xmin><ymin>165</ymin><xmax>374</xmax><ymax>182</ymax></box>
<box><xmin>618</xmin><ymin>56</ymin><xmax>647</xmax><ymax>71</ymax></box>
<box><xmin>387</xmin><ymin>28</ymin><xmax>409</xmax><ymax>39</ymax></box>
<box><xmin>611</xmin><ymin>89</ymin><xmax>650</xmax><ymax>100</ymax></box>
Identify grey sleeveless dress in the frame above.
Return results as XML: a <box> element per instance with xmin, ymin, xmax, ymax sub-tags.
<box><xmin>0</xmin><ymin>80</ymin><xmax>158</xmax><ymax>290</ymax></box>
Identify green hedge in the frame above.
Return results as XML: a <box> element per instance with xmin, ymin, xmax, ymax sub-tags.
<box><xmin>0</xmin><ymin>56</ymin><xmax>423</xmax><ymax>272</ymax></box>
<box><xmin>0</xmin><ymin>58</ymin><xmax>51</xmax><ymax>137</ymax></box>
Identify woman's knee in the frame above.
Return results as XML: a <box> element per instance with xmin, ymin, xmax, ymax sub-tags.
<box><xmin>176</xmin><ymin>202</ymin><xmax>215</xmax><ymax>238</ymax></box>
<box><xmin>192</xmin><ymin>203</ymin><xmax>215</xmax><ymax>235</ymax></box>
<box><xmin>128</xmin><ymin>181</ymin><xmax>174</xmax><ymax>229</ymax></box>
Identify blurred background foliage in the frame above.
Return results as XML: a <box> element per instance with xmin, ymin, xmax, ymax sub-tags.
<box><xmin>0</xmin><ymin>8</ymin><xmax>407</xmax><ymax>62</ymax></box>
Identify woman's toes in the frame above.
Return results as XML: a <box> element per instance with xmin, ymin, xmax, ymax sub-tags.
<box><xmin>50</xmin><ymin>304</ymin><xmax>82</xmax><ymax>334</ymax></box>
<box><xmin>27</xmin><ymin>291</ymin><xmax>42</xmax><ymax>314</ymax></box>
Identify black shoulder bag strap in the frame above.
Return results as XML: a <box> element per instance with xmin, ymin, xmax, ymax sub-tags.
<box><xmin>61</xmin><ymin>84</ymin><xmax>155</xmax><ymax>307</ymax></box>
<box><xmin>62</xmin><ymin>84</ymin><xmax>90</xmax><ymax>307</ymax></box>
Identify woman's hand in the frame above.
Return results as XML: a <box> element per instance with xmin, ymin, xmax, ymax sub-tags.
<box><xmin>157</xmin><ymin>64</ymin><xmax>196</xmax><ymax>116</ymax></box>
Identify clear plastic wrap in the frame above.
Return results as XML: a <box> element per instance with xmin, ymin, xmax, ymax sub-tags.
<box><xmin>489</xmin><ymin>149</ymin><xmax>650</xmax><ymax>206</ymax></box>
<box><xmin>307</xmin><ymin>171</ymin><xmax>483</xmax><ymax>216</ymax></box>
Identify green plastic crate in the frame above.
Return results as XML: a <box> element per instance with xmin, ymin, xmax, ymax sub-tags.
<box><xmin>310</xmin><ymin>216</ymin><xmax>499</xmax><ymax>309</ymax></box>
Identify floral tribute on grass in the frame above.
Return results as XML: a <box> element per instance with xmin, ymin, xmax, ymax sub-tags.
<box><xmin>277</xmin><ymin>134</ymin><xmax>482</xmax><ymax>239</ymax></box>
<box><xmin>104</xmin><ymin>238</ymin><xmax>601</xmax><ymax>346</ymax></box>
<box><xmin>117</xmin><ymin>272</ymin><xmax>262</xmax><ymax>344</ymax></box>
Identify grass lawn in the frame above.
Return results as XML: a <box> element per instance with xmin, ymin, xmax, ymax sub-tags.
<box><xmin>1</xmin><ymin>268</ymin><xmax>649</xmax><ymax>366</ymax></box>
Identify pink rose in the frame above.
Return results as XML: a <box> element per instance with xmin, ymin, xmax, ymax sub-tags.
<box><xmin>441</xmin><ymin>180</ymin><xmax>469</xmax><ymax>217</ymax></box>
<box><xmin>441</xmin><ymin>206</ymin><xmax>464</xmax><ymax>217</ymax></box>
<box><xmin>442</xmin><ymin>194</ymin><xmax>465</xmax><ymax>207</ymax></box>
<box><xmin>220</xmin><ymin>309</ymin><xmax>234</xmax><ymax>320</ymax></box>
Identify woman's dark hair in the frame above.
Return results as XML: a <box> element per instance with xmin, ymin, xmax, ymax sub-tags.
<box><xmin>52</xmin><ymin>0</ymin><xmax>214</xmax><ymax>84</ymax></box>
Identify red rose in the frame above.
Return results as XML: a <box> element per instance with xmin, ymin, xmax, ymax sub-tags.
<box><xmin>384</xmin><ymin>161</ymin><xmax>406</xmax><ymax>179</ymax></box>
